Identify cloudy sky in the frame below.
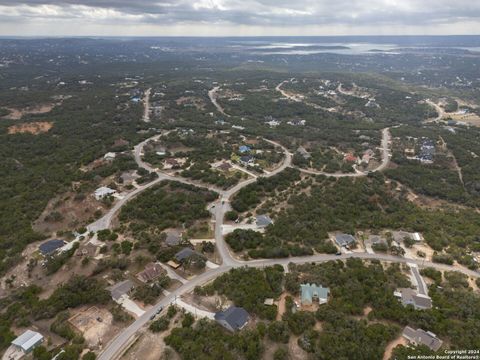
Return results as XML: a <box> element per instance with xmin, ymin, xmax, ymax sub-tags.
<box><xmin>0</xmin><ymin>0</ymin><xmax>479</xmax><ymax>36</ymax></box>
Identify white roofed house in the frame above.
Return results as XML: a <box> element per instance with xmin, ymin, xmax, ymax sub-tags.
<box><xmin>11</xmin><ymin>330</ymin><xmax>44</xmax><ymax>354</ymax></box>
<box><xmin>104</xmin><ymin>152</ymin><xmax>116</xmax><ymax>161</ymax></box>
<box><xmin>94</xmin><ymin>186</ymin><xmax>116</xmax><ymax>200</ymax></box>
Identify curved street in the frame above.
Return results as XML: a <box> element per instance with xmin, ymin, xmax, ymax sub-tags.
<box><xmin>96</xmin><ymin>94</ymin><xmax>476</xmax><ymax>360</ymax></box>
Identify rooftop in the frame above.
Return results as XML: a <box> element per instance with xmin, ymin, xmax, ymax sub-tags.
<box><xmin>256</xmin><ymin>214</ymin><xmax>273</xmax><ymax>227</ymax></box>
<box><xmin>39</xmin><ymin>239</ymin><xmax>65</xmax><ymax>256</ymax></box>
<box><xmin>335</xmin><ymin>233</ymin><xmax>356</xmax><ymax>247</ymax></box>
<box><xmin>12</xmin><ymin>330</ymin><xmax>43</xmax><ymax>352</ymax></box>
<box><xmin>402</xmin><ymin>326</ymin><xmax>443</xmax><ymax>351</ymax></box>
<box><xmin>108</xmin><ymin>280</ymin><xmax>134</xmax><ymax>301</ymax></box>
<box><xmin>301</xmin><ymin>283</ymin><xmax>330</xmax><ymax>304</ymax></box>
<box><xmin>215</xmin><ymin>306</ymin><xmax>249</xmax><ymax>331</ymax></box>
<box><xmin>174</xmin><ymin>247</ymin><xmax>196</xmax><ymax>262</ymax></box>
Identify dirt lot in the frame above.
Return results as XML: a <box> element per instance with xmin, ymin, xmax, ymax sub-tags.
<box><xmin>122</xmin><ymin>313</ymin><xmax>182</xmax><ymax>360</ymax></box>
<box><xmin>69</xmin><ymin>306</ymin><xmax>115</xmax><ymax>347</ymax></box>
<box><xmin>8</xmin><ymin>121</ymin><xmax>53</xmax><ymax>135</ymax></box>
<box><xmin>383</xmin><ymin>335</ymin><xmax>408</xmax><ymax>360</ymax></box>
<box><xmin>2</xmin><ymin>103</ymin><xmax>57</xmax><ymax>120</ymax></box>
<box><xmin>33</xmin><ymin>190</ymin><xmax>107</xmax><ymax>235</ymax></box>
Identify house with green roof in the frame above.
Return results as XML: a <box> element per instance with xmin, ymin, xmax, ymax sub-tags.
<box><xmin>300</xmin><ymin>283</ymin><xmax>330</xmax><ymax>305</ymax></box>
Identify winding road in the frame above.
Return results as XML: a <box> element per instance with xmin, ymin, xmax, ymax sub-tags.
<box><xmin>95</xmin><ymin>89</ymin><xmax>477</xmax><ymax>360</ymax></box>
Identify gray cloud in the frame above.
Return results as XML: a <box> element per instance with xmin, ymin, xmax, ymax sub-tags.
<box><xmin>0</xmin><ymin>0</ymin><xmax>479</xmax><ymax>35</ymax></box>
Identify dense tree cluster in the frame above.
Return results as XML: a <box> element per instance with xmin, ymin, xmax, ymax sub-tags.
<box><xmin>119</xmin><ymin>181</ymin><xmax>217</xmax><ymax>235</ymax></box>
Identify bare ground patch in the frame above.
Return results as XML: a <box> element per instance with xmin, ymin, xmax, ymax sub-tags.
<box><xmin>2</xmin><ymin>103</ymin><xmax>57</xmax><ymax>120</ymax></box>
<box><xmin>8</xmin><ymin>121</ymin><xmax>53</xmax><ymax>135</ymax></box>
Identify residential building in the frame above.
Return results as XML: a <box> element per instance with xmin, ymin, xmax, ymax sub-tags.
<box><xmin>108</xmin><ymin>280</ymin><xmax>134</xmax><ymax>302</ymax></box>
<box><xmin>402</xmin><ymin>326</ymin><xmax>443</xmax><ymax>351</ymax></box>
<box><xmin>104</xmin><ymin>152</ymin><xmax>116</xmax><ymax>161</ymax></box>
<box><xmin>94</xmin><ymin>186</ymin><xmax>116</xmax><ymax>200</ymax></box>
<box><xmin>300</xmin><ymin>284</ymin><xmax>330</xmax><ymax>305</ymax></box>
<box><xmin>39</xmin><ymin>239</ymin><xmax>65</xmax><ymax>256</ymax></box>
<box><xmin>11</xmin><ymin>330</ymin><xmax>44</xmax><ymax>354</ymax></box>
<box><xmin>256</xmin><ymin>215</ymin><xmax>273</xmax><ymax>228</ymax></box>
<box><xmin>239</xmin><ymin>145</ymin><xmax>251</xmax><ymax>154</ymax></box>
<box><xmin>297</xmin><ymin>146</ymin><xmax>311</xmax><ymax>160</ymax></box>
<box><xmin>335</xmin><ymin>233</ymin><xmax>356</xmax><ymax>247</ymax></box>
<box><xmin>394</xmin><ymin>288</ymin><xmax>432</xmax><ymax>310</ymax></box>
<box><xmin>214</xmin><ymin>306</ymin><xmax>249</xmax><ymax>332</ymax></box>
<box><xmin>137</xmin><ymin>262</ymin><xmax>166</xmax><ymax>283</ymax></box>
<box><xmin>165</xmin><ymin>231</ymin><xmax>182</xmax><ymax>247</ymax></box>
<box><xmin>239</xmin><ymin>155</ymin><xmax>254</xmax><ymax>166</ymax></box>
<box><xmin>174</xmin><ymin>247</ymin><xmax>203</xmax><ymax>263</ymax></box>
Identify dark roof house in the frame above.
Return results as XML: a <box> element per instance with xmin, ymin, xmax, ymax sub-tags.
<box><xmin>39</xmin><ymin>239</ymin><xmax>65</xmax><ymax>256</ymax></box>
<box><xmin>108</xmin><ymin>280</ymin><xmax>134</xmax><ymax>301</ymax></box>
<box><xmin>335</xmin><ymin>234</ymin><xmax>356</xmax><ymax>247</ymax></box>
<box><xmin>214</xmin><ymin>306</ymin><xmax>250</xmax><ymax>332</ymax></box>
<box><xmin>174</xmin><ymin>247</ymin><xmax>196</xmax><ymax>262</ymax></box>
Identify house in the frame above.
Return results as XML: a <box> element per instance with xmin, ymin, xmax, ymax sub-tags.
<box><xmin>165</xmin><ymin>231</ymin><xmax>182</xmax><ymax>247</ymax></box>
<box><xmin>239</xmin><ymin>145</ymin><xmax>251</xmax><ymax>154</ymax></box>
<box><xmin>104</xmin><ymin>152</ymin><xmax>116</xmax><ymax>161</ymax></box>
<box><xmin>216</xmin><ymin>162</ymin><xmax>232</xmax><ymax>172</ymax></box>
<box><xmin>11</xmin><ymin>330</ymin><xmax>44</xmax><ymax>354</ymax></box>
<box><xmin>368</xmin><ymin>235</ymin><xmax>386</xmax><ymax>245</ymax></box>
<box><xmin>256</xmin><ymin>215</ymin><xmax>273</xmax><ymax>228</ymax></box>
<box><xmin>214</xmin><ymin>306</ymin><xmax>249</xmax><ymax>332</ymax></box>
<box><xmin>39</xmin><ymin>239</ymin><xmax>65</xmax><ymax>256</ymax></box>
<box><xmin>392</xmin><ymin>231</ymin><xmax>423</xmax><ymax>243</ymax></box>
<box><xmin>335</xmin><ymin>233</ymin><xmax>356</xmax><ymax>247</ymax></box>
<box><xmin>94</xmin><ymin>186</ymin><xmax>116</xmax><ymax>200</ymax></box>
<box><xmin>174</xmin><ymin>247</ymin><xmax>197</xmax><ymax>262</ymax></box>
<box><xmin>402</xmin><ymin>326</ymin><xmax>443</xmax><ymax>351</ymax></box>
<box><xmin>297</xmin><ymin>146</ymin><xmax>311</xmax><ymax>160</ymax></box>
<box><xmin>137</xmin><ymin>262</ymin><xmax>166</xmax><ymax>283</ymax></box>
<box><xmin>164</xmin><ymin>158</ymin><xmax>180</xmax><ymax>169</ymax></box>
<box><xmin>394</xmin><ymin>288</ymin><xmax>432</xmax><ymax>310</ymax></box>
<box><xmin>300</xmin><ymin>284</ymin><xmax>330</xmax><ymax>305</ymax></box>
<box><xmin>239</xmin><ymin>155</ymin><xmax>254</xmax><ymax>166</ymax></box>
<box><xmin>344</xmin><ymin>153</ymin><xmax>357</xmax><ymax>163</ymax></box>
<box><xmin>108</xmin><ymin>280</ymin><xmax>134</xmax><ymax>302</ymax></box>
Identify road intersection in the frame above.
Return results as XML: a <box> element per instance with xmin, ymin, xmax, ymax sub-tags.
<box><xmin>96</xmin><ymin>94</ymin><xmax>477</xmax><ymax>360</ymax></box>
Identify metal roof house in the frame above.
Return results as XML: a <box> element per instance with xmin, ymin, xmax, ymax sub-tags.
<box><xmin>214</xmin><ymin>306</ymin><xmax>249</xmax><ymax>332</ymax></box>
<box><xmin>300</xmin><ymin>284</ymin><xmax>330</xmax><ymax>305</ymax></box>
<box><xmin>335</xmin><ymin>233</ymin><xmax>356</xmax><ymax>247</ymax></box>
<box><xmin>256</xmin><ymin>215</ymin><xmax>273</xmax><ymax>228</ymax></box>
<box><xmin>39</xmin><ymin>239</ymin><xmax>65</xmax><ymax>256</ymax></box>
<box><xmin>238</xmin><ymin>145</ymin><xmax>251</xmax><ymax>154</ymax></box>
<box><xmin>12</xmin><ymin>330</ymin><xmax>44</xmax><ymax>353</ymax></box>
<box><xmin>402</xmin><ymin>326</ymin><xmax>443</xmax><ymax>351</ymax></box>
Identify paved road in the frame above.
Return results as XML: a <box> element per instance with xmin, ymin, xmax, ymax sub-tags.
<box><xmin>208</xmin><ymin>86</ymin><xmax>230</xmax><ymax>117</ymax></box>
<box><xmin>409</xmin><ymin>263</ymin><xmax>428</xmax><ymax>295</ymax></box>
<box><xmin>96</xmin><ymin>125</ymin><xmax>477</xmax><ymax>360</ymax></box>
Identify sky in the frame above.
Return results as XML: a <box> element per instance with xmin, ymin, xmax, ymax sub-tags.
<box><xmin>0</xmin><ymin>0</ymin><xmax>479</xmax><ymax>37</ymax></box>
